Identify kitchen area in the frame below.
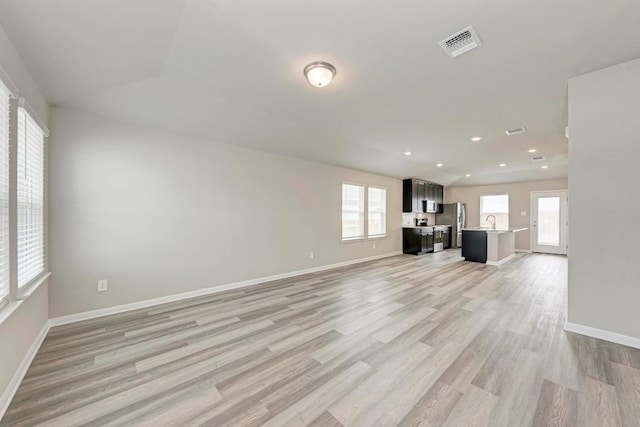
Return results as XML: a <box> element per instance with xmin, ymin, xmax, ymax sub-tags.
<box><xmin>401</xmin><ymin>178</ymin><xmax>466</xmax><ymax>256</ymax></box>
<box><xmin>402</xmin><ymin>177</ymin><xmax>528</xmax><ymax>266</ymax></box>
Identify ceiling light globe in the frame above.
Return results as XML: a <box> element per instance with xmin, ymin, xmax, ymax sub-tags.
<box><xmin>304</xmin><ymin>62</ymin><xmax>336</xmax><ymax>88</ymax></box>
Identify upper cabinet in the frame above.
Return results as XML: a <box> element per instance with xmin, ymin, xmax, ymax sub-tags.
<box><xmin>403</xmin><ymin>179</ymin><xmax>426</xmax><ymax>213</ymax></box>
<box><xmin>403</xmin><ymin>178</ymin><xmax>444</xmax><ymax>213</ymax></box>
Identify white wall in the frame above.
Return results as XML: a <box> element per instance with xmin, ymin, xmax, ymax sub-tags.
<box><xmin>446</xmin><ymin>179</ymin><xmax>568</xmax><ymax>251</ymax></box>
<box><xmin>0</xmin><ymin>26</ymin><xmax>48</xmax><ymax>125</ymax></box>
<box><xmin>48</xmin><ymin>108</ymin><xmax>402</xmax><ymax>317</ymax></box>
<box><xmin>567</xmin><ymin>58</ymin><xmax>640</xmax><ymax>340</ymax></box>
<box><xmin>0</xmin><ymin>24</ymin><xmax>49</xmax><ymax>410</ymax></box>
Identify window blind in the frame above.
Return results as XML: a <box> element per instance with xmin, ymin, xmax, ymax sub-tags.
<box><xmin>368</xmin><ymin>186</ymin><xmax>387</xmax><ymax>237</ymax></box>
<box><xmin>342</xmin><ymin>183</ymin><xmax>365</xmax><ymax>240</ymax></box>
<box><xmin>0</xmin><ymin>81</ymin><xmax>9</xmax><ymax>302</ymax></box>
<box><xmin>17</xmin><ymin>107</ymin><xmax>45</xmax><ymax>288</ymax></box>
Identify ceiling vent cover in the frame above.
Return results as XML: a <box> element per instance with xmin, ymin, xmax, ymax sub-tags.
<box><xmin>505</xmin><ymin>126</ymin><xmax>527</xmax><ymax>136</ymax></box>
<box><xmin>439</xmin><ymin>26</ymin><xmax>482</xmax><ymax>58</ymax></box>
<box><xmin>532</xmin><ymin>156</ymin><xmax>546</xmax><ymax>161</ymax></box>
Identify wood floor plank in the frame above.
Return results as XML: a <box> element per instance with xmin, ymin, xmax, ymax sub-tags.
<box><xmin>531</xmin><ymin>379</ymin><xmax>578</xmax><ymax>427</ymax></box>
<box><xmin>3</xmin><ymin>252</ymin><xmax>640</xmax><ymax>427</ymax></box>
<box><xmin>577</xmin><ymin>376</ymin><xmax>623</xmax><ymax>427</ymax></box>
<box><xmin>397</xmin><ymin>381</ymin><xmax>462</xmax><ymax>427</ymax></box>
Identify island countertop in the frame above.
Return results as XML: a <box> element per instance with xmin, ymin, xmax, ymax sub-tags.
<box><xmin>462</xmin><ymin>227</ymin><xmax>528</xmax><ymax>234</ymax></box>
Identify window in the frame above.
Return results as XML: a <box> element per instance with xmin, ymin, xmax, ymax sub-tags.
<box><xmin>368</xmin><ymin>186</ymin><xmax>386</xmax><ymax>237</ymax></box>
<box><xmin>0</xmin><ymin>81</ymin><xmax>9</xmax><ymax>303</ymax></box>
<box><xmin>17</xmin><ymin>107</ymin><xmax>45</xmax><ymax>288</ymax></box>
<box><xmin>480</xmin><ymin>194</ymin><xmax>509</xmax><ymax>230</ymax></box>
<box><xmin>342</xmin><ymin>184</ymin><xmax>365</xmax><ymax>240</ymax></box>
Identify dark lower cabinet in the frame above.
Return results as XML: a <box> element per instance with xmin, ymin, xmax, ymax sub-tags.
<box><xmin>403</xmin><ymin>228</ymin><xmax>434</xmax><ymax>255</ymax></box>
<box><xmin>443</xmin><ymin>228</ymin><xmax>451</xmax><ymax>249</ymax></box>
<box><xmin>461</xmin><ymin>230</ymin><xmax>487</xmax><ymax>263</ymax></box>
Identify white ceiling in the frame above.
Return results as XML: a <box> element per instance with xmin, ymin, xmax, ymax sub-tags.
<box><xmin>1</xmin><ymin>0</ymin><xmax>639</xmax><ymax>186</ymax></box>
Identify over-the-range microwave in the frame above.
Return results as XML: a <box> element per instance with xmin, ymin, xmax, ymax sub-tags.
<box><xmin>424</xmin><ymin>199</ymin><xmax>438</xmax><ymax>213</ymax></box>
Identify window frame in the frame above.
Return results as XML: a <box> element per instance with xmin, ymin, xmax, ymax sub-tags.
<box><xmin>341</xmin><ymin>182</ymin><xmax>366</xmax><ymax>241</ymax></box>
<box><xmin>16</xmin><ymin>106</ymin><xmax>46</xmax><ymax>289</ymax></box>
<box><xmin>0</xmin><ymin>80</ymin><xmax>11</xmax><ymax>307</ymax></box>
<box><xmin>0</xmin><ymin>72</ymin><xmax>50</xmax><ymax>318</ymax></box>
<box><xmin>367</xmin><ymin>185</ymin><xmax>387</xmax><ymax>239</ymax></box>
<box><xmin>341</xmin><ymin>182</ymin><xmax>388</xmax><ymax>242</ymax></box>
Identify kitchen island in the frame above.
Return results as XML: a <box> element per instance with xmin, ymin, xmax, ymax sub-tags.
<box><xmin>462</xmin><ymin>228</ymin><xmax>528</xmax><ymax>265</ymax></box>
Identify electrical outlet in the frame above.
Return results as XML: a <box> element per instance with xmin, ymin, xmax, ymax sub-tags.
<box><xmin>372</xmin><ymin>243</ymin><xmax>377</xmax><ymax>249</ymax></box>
<box><xmin>309</xmin><ymin>252</ymin><xmax>315</xmax><ymax>259</ymax></box>
<box><xmin>97</xmin><ymin>279</ymin><xmax>108</xmax><ymax>292</ymax></box>
<box><xmin>521</xmin><ymin>211</ymin><xmax>527</xmax><ymax>216</ymax></box>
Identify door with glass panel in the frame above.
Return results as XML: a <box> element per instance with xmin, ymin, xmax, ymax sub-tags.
<box><xmin>531</xmin><ymin>191</ymin><xmax>568</xmax><ymax>255</ymax></box>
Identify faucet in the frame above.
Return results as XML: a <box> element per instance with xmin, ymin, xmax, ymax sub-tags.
<box><xmin>485</xmin><ymin>215</ymin><xmax>496</xmax><ymax>230</ymax></box>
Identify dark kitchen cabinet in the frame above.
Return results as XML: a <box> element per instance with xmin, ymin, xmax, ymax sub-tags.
<box><xmin>403</xmin><ymin>179</ymin><xmax>444</xmax><ymax>213</ymax></box>
<box><xmin>435</xmin><ymin>184</ymin><xmax>444</xmax><ymax>212</ymax></box>
<box><xmin>403</xmin><ymin>228</ymin><xmax>434</xmax><ymax>255</ymax></box>
<box><xmin>426</xmin><ymin>183</ymin><xmax>435</xmax><ymax>202</ymax></box>
<box><xmin>403</xmin><ymin>179</ymin><xmax>427</xmax><ymax>213</ymax></box>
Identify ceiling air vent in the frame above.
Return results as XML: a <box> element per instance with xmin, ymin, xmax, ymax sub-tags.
<box><xmin>505</xmin><ymin>127</ymin><xmax>527</xmax><ymax>136</ymax></box>
<box><xmin>439</xmin><ymin>26</ymin><xmax>482</xmax><ymax>58</ymax></box>
<box><xmin>532</xmin><ymin>156</ymin><xmax>546</xmax><ymax>161</ymax></box>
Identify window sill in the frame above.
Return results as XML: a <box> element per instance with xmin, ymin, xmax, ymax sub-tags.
<box><xmin>341</xmin><ymin>235</ymin><xmax>387</xmax><ymax>243</ymax></box>
<box><xmin>0</xmin><ymin>272</ymin><xmax>51</xmax><ymax>326</ymax></box>
<box><xmin>341</xmin><ymin>237</ymin><xmax>366</xmax><ymax>243</ymax></box>
<box><xmin>17</xmin><ymin>272</ymin><xmax>52</xmax><ymax>300</ymax></box>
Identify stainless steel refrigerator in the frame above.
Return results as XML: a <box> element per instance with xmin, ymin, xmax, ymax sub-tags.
<box><xmin>436</xmin><ymin>203</ymin><xmax>466</xmax><ymax>248</ymax></box>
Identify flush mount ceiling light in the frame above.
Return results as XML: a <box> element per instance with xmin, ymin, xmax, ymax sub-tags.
<box><xmin>303</xmin><ymin>61</ymin><xmax>336</xmax><ymax>88</ymax></box>
<box><xmin>499</xmin><ymin>163</ymin><xmax>507</xmax><ymax>167</ymax></box>
<box><xmin>470</xmin><ymin>136</ymin><xmax>482</xmax><ymax>142</ymax></box>
<box><xmin>541</xmin><ymin>165</ymin><xmax>549</xmax><ymax>169</ymax></box>
<box><xmin>465</xmin><ymin>174</ymin><xmax>471</xmax><ymax>177</ymax></box>
<box><xmin>528</xmin><ymin>148</ymin><xmax>537</xmax><ymax>153</ymax></box>
<box><xmin>404</xmin><ymin>151</ymin><xmax>412</xmax><ymax>156</ymax></box>
<box><xmin>436</xmin><ymin>163</ymin><xmax>443</xmax><ymax>168</ymax></box>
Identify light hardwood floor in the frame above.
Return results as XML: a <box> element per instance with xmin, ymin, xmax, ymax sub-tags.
<box><xmin>3</xmin><ymin>251</ymin><xmax>640</xmax><ymax>426</ymax></box>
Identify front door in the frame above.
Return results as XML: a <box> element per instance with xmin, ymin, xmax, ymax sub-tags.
<box><xmin>531</xmin><ymin>191</ymin><xmax>568</xmax><ymax>255</ymax></box>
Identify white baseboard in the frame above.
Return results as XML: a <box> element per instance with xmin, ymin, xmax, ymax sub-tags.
<box><xmin>486</xmin><ymin>253</ymin><xmax>516</xmax><ymax>266</ymax></box>
<box><xmin>564</xmin><ymin>321</ymin><xmax>640</xmax><ymax>350</ymax></box>
<box><xmin>0</xmin><ymin>319</ymin><xmax>50</xmax><ymax>420</ymax></box>
<box><xmin>50</xmin><ymin>251</ymin><xmax>403</xmax><ymax>327</ymax></box>
<box><xmin>515</xmin><ymin>249</ymin><xmax>532</xmax><ymax>253</ymax></box>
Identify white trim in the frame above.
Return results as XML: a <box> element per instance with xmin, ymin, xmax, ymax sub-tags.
<box><xmin>17</xmin><ymin>97</ymin><xmax>49</xmax><ymax>137</ymax></box>
<box><xmin>50</xmin><ymin>251</ymin><xmax>403</xmax><ymax>327</ymax></box>
<box><xmin>486</xmin><ymin>253</ymin><xmax>516</xmax><ymax>266</ymax></box>
<box><xmin>564</xmin><ymin>321</ymin><xmax>640</xmax><ymax>350</ymax></box>
<box><xmin>0</xmin><ymin>319</ymin><xmax>50</xmax><ymax>419</ymax></box>
<box><xmin>0</xmin><ymin>65</ymin><xmax>19</xmax><ymax>98</ymax></box>
<box><xmin>515</xmin><ymin>249</ymin><xmax>532</xmax><ymax>253</ymax></box>
<box><xmin>16</xmin><ymin>272</ymin><xmax>51</xmax><ymax>301</ymax></box>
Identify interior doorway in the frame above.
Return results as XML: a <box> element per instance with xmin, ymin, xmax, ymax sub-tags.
<box><xmin>531</xmin><ymin>190</ymin><xmax>568</xmax><ymax>255</ymax></box>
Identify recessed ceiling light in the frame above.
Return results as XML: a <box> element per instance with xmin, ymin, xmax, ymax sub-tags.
<box><xmin>303</xmin><ymin>62</ymin><xmax>336</xmax><ymax>88</ymax></box>
<box><xmin>541</xmin><ymin>165</ymin><xmax>549</xmax><ymax>169</ymax></box>
<box><xmin>528</xmin><ymin>148</ymin><xmax>537</xmax><ymax>153</ymax></box>
<box><xmin>499</xmin><ymin>163</ymin><xmax>507</xmax><ymax>167</ymax></box>
<box><xmin>436</xmin><ymin>163</ymin><xmax>443</xmax><ymax>168</ymax></box>
<box><xmin>404</xmin><ymin>151</ymin><xmax>412</xmax><ymax>156</ymax></box>
<box><xmin>465</xmin><ymin>174</ymin><xmax>471</xmax><ymax>177</ymax></box>
<box><xmin>471</xmin><ymin>136</ymin><xmax>482</xmax><ymax>142</ymax></box>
